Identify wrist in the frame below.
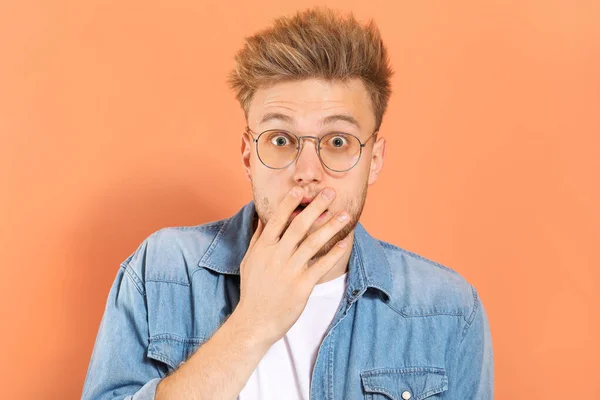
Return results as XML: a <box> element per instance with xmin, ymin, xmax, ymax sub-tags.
<box><xmin>226</xmin><ymin>308</ymin><xmax>277</xmax><ymax>350</ymax></box>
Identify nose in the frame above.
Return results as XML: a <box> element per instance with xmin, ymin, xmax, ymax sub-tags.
<box><xmin>292</xmin><ymin>137</ymin><xmax>324</xmax><ymax>184</ymax></box>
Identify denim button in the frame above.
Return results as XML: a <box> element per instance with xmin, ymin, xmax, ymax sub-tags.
<box><xmin>401</xmin><ymin>391</ymin><xmax>411</xmax><ymax>400</ymax></box>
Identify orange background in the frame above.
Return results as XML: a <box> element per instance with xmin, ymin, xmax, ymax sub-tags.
<box><xmin>1</xmin><ymin>0</ymin><xmax>598</xmax><ymax>398</ymax></box>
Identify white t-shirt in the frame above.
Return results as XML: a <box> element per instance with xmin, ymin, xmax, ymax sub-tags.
<box><xmin>238</xmin><ymin>272</ymin><xmax>349</xmax><ymax>400</ymax></box>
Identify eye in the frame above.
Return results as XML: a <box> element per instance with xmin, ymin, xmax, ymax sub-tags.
<box><xmin>267</xmin><ymin>132</ymin><xmax>295</xmax><ymax>147</ymax></box>
<box><xmin>326</xmin><ymin>135</ymin><xmax>349</xmax><ymax>148</ymax></box>
<box><xmin>271</xmin><ymin>136</ymin><xmax>288</xmax><ymax>146</ymax></box>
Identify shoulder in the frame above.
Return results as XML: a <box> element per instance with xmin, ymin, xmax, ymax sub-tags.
<box><xmin>120</xmin><ymin>218</ymin><xmax>227</xmax><ymax>288</ymax></box>
<box><xmin>378</xmin><ymin>240</ymin><xmax>479</xmax><ymax>325</ymax></box>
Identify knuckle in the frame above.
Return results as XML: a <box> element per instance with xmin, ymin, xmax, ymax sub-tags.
<box><xmin>287</xmin><ymin>216</ymin><xmax>310</xmax><ymax>234</ymax></box>
<box><xmin>298</xmin><ymin>217</ymin><xmax>314</xmax><ymax>232</ymax></box>
<box><xmin>303</xmin><ymin>234</ymin><xmax>321</xmax><ymax>249</ymax></box>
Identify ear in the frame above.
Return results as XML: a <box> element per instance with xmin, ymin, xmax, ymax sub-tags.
<box><xmin>241</xmin><ymin>130</ymin><xmax>253</xmax><ymax>182</ymax></box>
<box><xmin>367</xmin><ymin>136</ymin><xmax>386</xmax><ymax>185</ymax></box>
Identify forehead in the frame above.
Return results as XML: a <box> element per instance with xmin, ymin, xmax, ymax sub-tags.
<box><xmin>247</xmin><ymin>78</ymin><xmax>375</xmax><ymax>132</ymax></box>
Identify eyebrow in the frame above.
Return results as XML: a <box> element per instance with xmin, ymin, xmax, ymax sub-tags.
<box><xmin>259</xmin><ymin>112</ymin><xmax>361</xmax><ymax>129</ymax></box>
<box><xmin>260</xmin><ymin>112</ymin><xmax>294</xmax><ymax>125</ymax></box>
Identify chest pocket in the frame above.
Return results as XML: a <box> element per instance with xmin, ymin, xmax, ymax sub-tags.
<box><xmin>361</xmin><ymin>367</ymin><xmax>448</xmax><ymax>400</ymax></box>
<box><xmin>147</xmin><ymin>335</ymin><xmax>205</xmax><ymax>374</ymax></box>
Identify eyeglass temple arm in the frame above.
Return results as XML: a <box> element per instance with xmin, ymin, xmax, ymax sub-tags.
<box><xmin>245</xmin><ymin>126</ymin><xmax>258</xmax><ymax>142</ymax></box>
<box><xmin>360</xmin><ymin>130</ymin><xmax>379</xmax><ymax>147</ymax></box>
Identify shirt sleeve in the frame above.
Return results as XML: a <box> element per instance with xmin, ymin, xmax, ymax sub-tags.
<box><xmin>82</xmin><ymin>256</ymin><xmax>164</xmax><ymax>400</ymax></box>
<box><xmin>446</xmin><ymin>288</ymin><xmax>494</xmax><ymax>399</ymax></box>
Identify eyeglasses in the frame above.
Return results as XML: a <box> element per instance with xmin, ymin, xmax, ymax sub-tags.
<box><xmin>245</xmin><ymin>126</ymin><xmax>378</xmax><ymax>172</ymax></box>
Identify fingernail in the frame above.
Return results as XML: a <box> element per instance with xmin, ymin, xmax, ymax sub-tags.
<box><xmin>337</xmin><ymin>240</ymin><xmax>347</xmax><ymax>248</ymax></box>
<box><xmin>336</xmin><ymin>212</ymin><xmax>349</xmax><ymax>222</ymax></box>
<box><xmin>291</xmin><ymin>187</ymin><xmax>302</xmax><ymax>197</ymax></box>
<box><xmin>321</xmin><ymin>188</ymin><xmax>335</xmax><ymax>200</ymax></box>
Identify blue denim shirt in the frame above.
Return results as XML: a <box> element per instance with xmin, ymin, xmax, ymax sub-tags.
<box><xmin>82</xmin><ymin>201</ymin><xmax>493</xmax><ymax>399</ymax></box>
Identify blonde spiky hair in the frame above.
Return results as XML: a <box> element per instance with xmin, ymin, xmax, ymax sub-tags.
<box><xmin>228</xmin><ymin>7</ymin><xmax>393</xmax><ymax>130</ymax></box>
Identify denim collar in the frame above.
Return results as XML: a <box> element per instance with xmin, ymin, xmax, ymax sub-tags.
<box><xmin>198</xmin><ymin>200</ymin><xmax>393</xmax><ymax>302</ymax></box>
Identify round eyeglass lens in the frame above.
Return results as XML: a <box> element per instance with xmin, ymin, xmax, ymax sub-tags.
<box><xmin>257</xmin><ymin>131</ymin><xmax>299</xmax><ymax>169</ymax></box>
<box><xmin>319</xmin><ymin>132</ymin><xmax>361</xmax><ymax>171</ymax></box>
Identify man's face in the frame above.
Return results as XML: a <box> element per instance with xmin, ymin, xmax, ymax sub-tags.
<box><xmin>241</xmin><ymin>78</ymin><xmax>386</xmax><ymax>258</ymax></box>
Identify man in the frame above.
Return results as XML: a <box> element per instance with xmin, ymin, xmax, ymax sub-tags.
<box><xmin>83</xmin><ymin>7</ymin><xmax>493</xmax><ymax>400</ymax></box>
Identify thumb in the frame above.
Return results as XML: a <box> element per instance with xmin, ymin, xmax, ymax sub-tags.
<box><xmin>241</xmin><ymin>217</ymin><xmax>264</xmax><ymax>274</ymax></box>
<box><xmin>248</xmin><ymin>217</ymin><xmax>264</xmax><ymax>251</ymax></box>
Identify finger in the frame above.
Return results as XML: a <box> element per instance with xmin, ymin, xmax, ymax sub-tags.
<box><xmin>260</xmin><ymin>186</ymin><xmax>304</xmax><ymax>244</ymax></box>
<box><xmin>288</xmin><ymin>210</ymin><xmax>350</xmax><ymax>269</ymax></box>
<box><xmin>277</xmin><ymin>188</ymin><xmax>336</xmax><ymax>254</ymax></box>
<box><xmin>301</xmin><ymin>238</ymin><xmax>349</xmax><ymax>286</ymax></box>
